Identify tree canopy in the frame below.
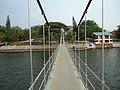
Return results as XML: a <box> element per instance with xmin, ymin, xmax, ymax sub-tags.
<box><xmin>1</xmin><ymin>20</ymin><xmax>115</xmax><ymax>44</ymax></box>
<box><xmin>0</xmin><ymin>22</ymin><xmax>68</xmax><ymax>43</ymax></box>
<box><xmin>65</xmin><ymin>20</ymin><xmax>102</xmax><ymax>41</ymax></box>
<box><xmin>73</xmin><ymin>20</ymin><xmax>102</xmax><ymax>40</ymax></box>
<box><xmin>49</xmin><ymin>22</ymin><xmax>68</xmax><ymax>31</ymax></box>
<box><xmin>115</xmin><ymin>25</ymin><xmax>120</xmax><ymax>39</ymax></box>
<box><xmin>6</xmin><ymin>15</ymin><xmax>11</xmax><ymax>28</ymax></box>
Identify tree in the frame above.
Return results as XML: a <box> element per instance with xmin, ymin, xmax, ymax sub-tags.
<box><xmin>72</xmin><ymin>16</ymin><xmax>77</xmax><ymax>32</ymax></box>
<box><xmin>0</xmin><ymin>22</ymin><xmax>68</xmax><ymax>43</ymax></box>
<box><xmin>31</xmin><ymin>22</ymin><xmax>68</xmax><ymax>41</ymax></box>
<box><xmin>65</xmin><ymin>30</ymin><xmax>74</xmax><ymax>42</ymax></box>
<box><xmin>22</xmin><ymin>29</ymin><xmax>29</xmax><ymax>40</ymax></box>
<box><xmin>0</xmin><ymin>32</ymin><xmax>6</xmax><ymax>43</ymax></box>
<box><xmin>49</xmin><ymin>22</ymin><xmax>68</xmax><ymax>31</ymax></box>
<box><xmin>115</xmin><ymin>25</ymin><xmax>120</xmax><ymax>39</ymax></box>
<box><xmin>6</xmin><ymin>15</ymin><xmax>11</xmax><ymax>28</ymax></box>
<box><xmin>48</xmin><ymin>22</ymin><xmax>68</xmax><ymax>40</ymax></box>
<box><xmin>31</xmin><ymin>25</ymin><xmax>42</xmax><ymax>39</ymax></box>
<box><xmin>0</xmin><ymin>26</ymin><xmax>7</xmax><ymax>42</ymax></box>
<box><xmin>76</xmin><ymin>20</ymin><xmax>102</xmax><ymax>40</ymax></box>
<box><xmin>5</xmin><ymin>26</ymin><xmax>23</xmax><ymax>42</ymax></box>
<box><xmin>0</xmin><ymin>25</ymin><xmax>6</xmax><ymax>33</ymax></box>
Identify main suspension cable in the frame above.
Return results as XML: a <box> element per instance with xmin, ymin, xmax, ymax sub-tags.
<box><xmin>36</xmin><ymin>0</ymin><xmax>53</xmax><ymax>33</ymax></box>
<box><xmin>36</xmin><ymin>0</ymin><xmax>49</xmax><ymax>27</ymax></box>
<box><xmin>77</xmin><ymin>0</ymin><xmax>93</xmax><ymax>27</ymax></box>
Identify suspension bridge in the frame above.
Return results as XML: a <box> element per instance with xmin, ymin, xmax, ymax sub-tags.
<box><xmin>27</xmin><ymin>0</ymin><xmax>111</xmax><ymax>90</ymax></box>
<box><xmin>46</xmin><ymin>36</ymin><xmax>84</xmax><ymax>90</ymax></box>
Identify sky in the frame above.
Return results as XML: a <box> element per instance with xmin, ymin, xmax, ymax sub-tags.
<box><xmin>0</xmin><ymin>0</ymin><xmax>120</xmax><ymax>31</ymax></box>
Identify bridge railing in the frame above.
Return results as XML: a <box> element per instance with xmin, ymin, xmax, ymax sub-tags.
<box><xmin>28</xmin><ymin>46</ymin><xmax>59</xmax><ymax>90</ymax></box>
<box><xmin>66</xmin><ymin>44</ymin><xmax>110</xmax><ymax>90</ymax></box>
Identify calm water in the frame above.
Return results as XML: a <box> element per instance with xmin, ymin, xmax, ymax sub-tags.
<box><xmin>0</xmin><ymin>48</ymin><xmax>120</xmax><ymax>90</ymax></box>
<box><xmin>77</xmin><ymin>48</ymin><xmax>120</xmax><ymax>90</ymax></box>
<box><xmin>0</xmin><ymin>51</ymin><xmax>49</xmax><ymax>90</ymax></box>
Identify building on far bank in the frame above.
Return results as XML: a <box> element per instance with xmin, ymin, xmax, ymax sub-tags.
<box><xmin>92</xmin><ymin>32</ymin><xmax>113</xmax><ymax>47</ymax></box>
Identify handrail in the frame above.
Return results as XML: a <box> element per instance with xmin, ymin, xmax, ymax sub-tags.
<box><xmin>28</xmin><ymin>46</ymin><xmax>59</xmax><ymax>90</ymax></box>
<box><xmin>28</xmin><ymin>55</ymin><xmax>52</xmax><ymax>90</ymax></box>
<box><xmin>67</xmin><ymin>46</ymin><xmax>96</xmax><ymax>90</ymax></box>
<box><xmin>66</xmin><ymin>45</ymin><xmax>110</xmax><ymax>90</ymax></box>
<box><xmin>39</xmin><ymin>62</ymin><xmax>51</xmax><ymax>90</ymax></box>
<box><xmin>87</xmin><ymin>77</ymin><xmax>96</xmax><ymax>90</ymax></box>
<box><xmin>79</xmin><ymin>63</ymin><xmax>95</xmax><ymax>90</ymax></box>
<box><xmin>39</xmin><ymin>47</ymin><xmax>58</xmax><ymax>90</ymax></box>
<box><xmin>69</xmin><ymin>47</ymin><xmax>102</xmax><ymax>82</ymax></box>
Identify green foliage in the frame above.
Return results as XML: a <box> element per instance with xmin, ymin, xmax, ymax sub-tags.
<box><xmin>0</xmin><ymin>26</ymin><xmax>28</xmax><ymax>42</ymax></box>
<box><xmin>74</xmin><ymin>20</ymin><xmax>102</xmax><ymax>40</ymax></box>
<box><xmin>0</xmin><ymin>26</ymin><xmax>7</xmax><ymax>42</ymax></box>
<box><xmin>5</xmin><ymin>26</ymin><xmax>23</xmax><ymax>41</ymax></box>
<box><xmin>53</xmin><ymin>30</ymin><xmax>61</xmax><ymax>41</ymax></box>
<box><xmin>31</xmin><ymin>22</ymin><xmax>68</xmax><ymax>41</ymax></box>
<box><xmin>65</xmin><ymin>30</ymin><xmax>74</xmax><ymax>42</ymax></box>
<box><xmin>115</xmin><ymin>25</ymin><xmax>120</xmax><ymax>39</ymax></box>
<box><xmin>0</xmin><ymin>26</ymin><xmax>6</xmax><ymax>33</ymax></box>
<box><xmin>22</xmin><ymin>29</ymin><xmax>29</xmax><ymax>40</ymax></box>
<box><xmin>6</xmin><ymin>15</ymin><xmax>11</xmax><ymax>28</ymax></box>
<box><xmin>49</xmin><ymin>22</ymin><xmax>68</xmax><ymax>40</ymax></box>
<box><xmin>0</xmin><ymin>22</ymin><xmax>67</xmax><ymax>43</ymax></box>
<box><xmin>49</xmin><ymin>22</ymin><xmax>68</xmax><ymax>31</ymax></box>
<box><xmin>0</xmin><ymin>32</ymin><xmax>6</xmax><ymax>42</ymax></box>
<box><xmin>31</xmin><ymin>25</ymin><xmax>42</xmax><ymax>38</ymax></box>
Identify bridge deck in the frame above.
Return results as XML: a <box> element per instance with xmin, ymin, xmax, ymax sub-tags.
<box><xmin>45</xmin><ymin>44</ymin><xmax>85</xmax><ymax>90</ymax></box>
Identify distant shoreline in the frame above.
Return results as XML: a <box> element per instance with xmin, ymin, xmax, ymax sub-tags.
<box><xmin>0</xmin><ymin>49</ymin><xmax>54</xmax><ymax>53</ymax></box>
<box><xmin>0</xmin><ymin>42</ymin><xmax>120</xmax><ymax>52</ymax></box>
<box><xmin>0</xmin><ymin>45</ymin><xmax>56</xmax><ymax>52</ymax></box>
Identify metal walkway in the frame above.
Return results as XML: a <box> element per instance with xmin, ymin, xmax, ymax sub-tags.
<box><xmin>45</xmin><ymin>44</ymin><xmax>85</xmax><ymax>90</ymax></box>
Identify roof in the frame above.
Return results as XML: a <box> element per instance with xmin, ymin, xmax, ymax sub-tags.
<box><xmin>93</xmin><ymin>32</ymin><xmax>112</xmax><ymax>35</ymax></box>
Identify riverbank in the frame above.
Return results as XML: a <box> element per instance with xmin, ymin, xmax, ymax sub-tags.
<box><xmin>0</xmin><ymin>42</ymin><xmax>120</xmax><ymax>52</ymax></box>
<box><xmin>67</xmin><ymin>42</ymin><xmax>120</xmax><ymax>50</ymax></box>
<box><xmin>0</xmin><ymin>45</ymin><xmax>56</xmax><ymax>52</ymax></box>
<box><xmin>113</xmin><ymin>42</ymin><xmax>120</xmax><ymax>48</ymax></box>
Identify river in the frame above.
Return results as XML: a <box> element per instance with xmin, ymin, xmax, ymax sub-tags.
<box><xmin>77</xmin><ymin>48</ymin><xmax>120</xmax><ymax>90</ymax></box>
<box><xmin>0</xmin><ymin>51</ymin><xmax>49</xmax><ymax>90</ymax></box>
<box><xmin>0</xmin><ymin>48</ymin><xmax>120</xmax><ymax>90</ymax></box>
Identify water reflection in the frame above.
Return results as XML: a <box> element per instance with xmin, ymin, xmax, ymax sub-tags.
<box><xmin>76</xmin><ymin>48</ymin><xmax>120</xmax><ymax>90</ymax></box>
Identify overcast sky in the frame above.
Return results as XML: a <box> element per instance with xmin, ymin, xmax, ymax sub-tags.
<box><xmin>0</xmin><ymin>0</ymin><xmax>120</xmax><ymax>31</ymax></box>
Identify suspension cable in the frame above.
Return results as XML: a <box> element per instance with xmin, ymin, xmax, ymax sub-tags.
<box><xmin>48</xmin><ymin>26</ymin><xmax>51</xmax><ymax>73</ymax></box>
<box><xmin>28</xmin><ymin>0</ymin><xmax>33</xmax><ymax>89</ymax></box>
<box><xmin>85</xmin><ymin>14</ymin><xmax>88</xmax><ymax>89</ymax></box>
<box><xmin>42</xmin><ymin>17</ymin><xmax>46</xmax><ymax>88</ymax></box>
<box><xmin>75</xmin><ymin>32</ymin><xmax>77</xmax><ymax>67</ymax></box>
<box><xmin>48</xmin><ymin>26</ymin><xmax>51</xmax><ymax>58</ymax></box>
<box><xmin>77</xmin><ymin>0</ymin><xmax>93</xmax><ymax>27</ymax></box>
<box><xmin>36</xmin><ymin>0</ymin><xmax>53</xmax><ymax>33</ymax></box>
<box><xmin>77</xmin><ymin>26</ymin><xmax>81</xmax><ymax>76</ymax></box>
<box><xmin>51</xmin><ymin>32</ymin><xmax>54</xmax><ymax>64</ymax></box>
<box><xmin>102</xmin><ymin>0</ymin><xmax>105</xmax><ymax>90</ymax></box>
<box><xmin>36</xmin><ymin>0</ymin><xmax>49</xmax><ymax>27</ymax></box>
